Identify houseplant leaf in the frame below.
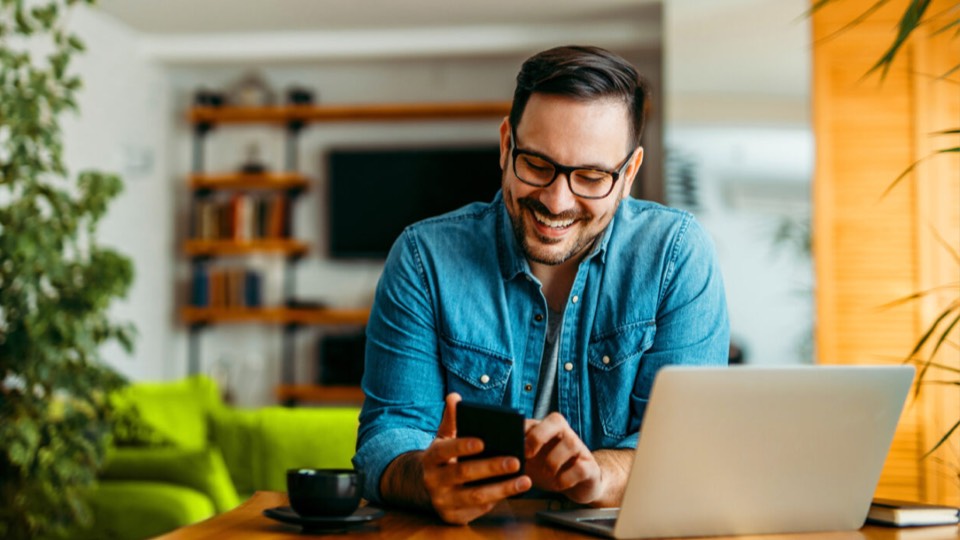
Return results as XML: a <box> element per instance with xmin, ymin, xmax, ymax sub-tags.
<box><xmin>0</xmin><ymin>0</ymin><xmax>135</xmax><ymax>538</ymax></box>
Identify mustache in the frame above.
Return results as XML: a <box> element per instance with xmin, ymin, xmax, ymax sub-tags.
<box><xmin>518</xmin><ymin>197</ymin><xmax>590</xmax><ymax>222</ymax></box>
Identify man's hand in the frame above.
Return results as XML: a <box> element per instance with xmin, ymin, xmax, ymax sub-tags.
<box><xmin>524</xmin><ymin>413</ymin><xmax>605</xmax><ymax>504</ymax></box>
<box><xmin>418</xmin><ymin>393</ymin><xmax>532</xmax><ymax>524</ymax></box>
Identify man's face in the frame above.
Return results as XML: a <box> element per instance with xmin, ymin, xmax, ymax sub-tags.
<box><xmin>499</xmin><ymin>94</ymin><xmax>643</xmax><ymax>267</ymax></box>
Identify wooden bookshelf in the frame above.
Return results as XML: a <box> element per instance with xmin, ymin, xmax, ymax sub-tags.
<box><xmin>184</xmin><ymin>99</ymin><xmax>507</xmax><ymax>404</ymax></box>
<box><xmin>188</xmin><ymin>101</ymin><xmax>511</xmax><ymax>125</ymax></box>
<box><xmin>189</xmin><ymin>172</ymin><xmax>309</xmax><ymax>191</ymax></box>
<box><xmin>276</xmin><ymin>384</ymin><xmax>365</xmax><ymax>405</ymax></box>
<box><xmin>184</xmin><ymin>239</ymin><xmax>308</xmax><ymax>257</ymax></box>
<box><xmin>181</xmin><ymin>306</ymin><xmax>370</xmax><ymax>325</ymax></box>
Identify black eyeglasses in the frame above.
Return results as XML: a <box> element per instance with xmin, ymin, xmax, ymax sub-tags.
<box><xmin>509</xmin><ymin>130</ymin><xmax>634</xmax><ymax>199</ymax></box>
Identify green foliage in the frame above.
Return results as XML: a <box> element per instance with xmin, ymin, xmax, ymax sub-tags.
<box><xmin>0</xmin><ymin>0</ymin><xmax>135</xmax><ymax>538</ymax></box>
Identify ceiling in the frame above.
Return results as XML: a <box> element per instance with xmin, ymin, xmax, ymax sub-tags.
<box><xmin>97</xmin><ymin>0</ymin><xmax>810</xmax><ymax>105</ymax></box>
<box><xmin>96</xmin><ymin>0</ymin><xmax>656</xmax><ymax>34</ymax></box>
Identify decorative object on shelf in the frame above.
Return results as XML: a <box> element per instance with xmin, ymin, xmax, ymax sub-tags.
<box><xmin>286</xmin><ymin>85</ymin><xmax>315</xmax><ymax>105</ymax></box>
<box><xmin>240</xmin><ymin>142</ymin><xmax>267</xmax><ymax>174</ymax></box>
<box><xmin>228</xmin><ymin>71</ymin><xmax>275</xmax><ymax>107</ymax></box>
<box><xmin>194</xmin><ymin>87</ymin><xmax>225</xmax><ymax>107</ymax></box>
<box><xmin>209</xmin><ymin>355</ymin><xmax>236</xmax><ymax>404</ymax></box>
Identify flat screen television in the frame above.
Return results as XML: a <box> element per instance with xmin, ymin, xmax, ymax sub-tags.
<box><xmin>327</xmin><ymin>145</ymin><xmax>503</xmax><ymax>258</ymax></box>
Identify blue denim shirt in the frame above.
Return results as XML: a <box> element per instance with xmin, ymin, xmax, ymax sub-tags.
<box><xmin>353</xmin><ymin>192</ymin><xmax>729</xmax><ymax>502</ymax></box>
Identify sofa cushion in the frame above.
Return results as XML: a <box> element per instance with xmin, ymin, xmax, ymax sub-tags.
<box><xmin>111</xmin><ymin>401</ymin><xmax>175</xmax><ymax>447</ymax></box>
<box><xmin>101</xmin><ymin>446</ymin><xmax>240</xmax><ymax>513</ymax></box>
<box><xmin>255</xmin><ymin>407</ymin><xmax>360</xmax><ymax>491</ymax></box>
<box><xmin>85</xmin><ymin>481</ymin><xmax>215</xmax><ymax>540</ymax></box>
<box><xmin>111</xmin><ymin>375</ymin><xmax>222</xmax><ymax>450</ymax></box>
<box><xmin>208</xmin><ymin>406</ymin><xmax>263</xmax><ymax>497</ymax></box>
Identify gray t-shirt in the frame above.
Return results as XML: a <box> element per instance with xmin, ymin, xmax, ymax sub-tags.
<box><xmin>532</xmin><ymin>307</ymin><xmax>563</xmax><ymax>420</ymax></box>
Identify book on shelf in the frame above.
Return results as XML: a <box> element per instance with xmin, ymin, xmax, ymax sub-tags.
<box><xmin>244</xmin><ymin>272</ymin><xmax>262</xmax><ymax>307</ymax></box>
<box><xmin>190</xmin><ymin>266</ymin><xmax>264</xmax><ymax>309</ymax></box>
<box><xmin>266</xmin><ymin>194</ymin><xmax>288</xmax><ymax>238</ymax></box>
<box><xmin>867</xmin><ymin>499</ymin><xmax>960</xmax><ymax>527</ymax></box>
<box><xmin>192</xmin><ymin>193</ymin><xmax>289</xmax><ymax>241</ymax></box>
<box><xmin>191</xmin><ymin>266</ymin><xmax>209</xmax><ymax>307</ymax></box>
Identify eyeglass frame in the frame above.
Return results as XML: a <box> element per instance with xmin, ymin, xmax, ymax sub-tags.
<box><xmin>508</xmin><ymin>128</ymin><xmax>637</xmax><ymax>200</ymax></box>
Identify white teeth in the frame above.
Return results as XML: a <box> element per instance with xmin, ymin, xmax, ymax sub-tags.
<box><xmin>533</xmin><ymin>211</ymin><xmax>574</xmax><ymax>229</ymax></box>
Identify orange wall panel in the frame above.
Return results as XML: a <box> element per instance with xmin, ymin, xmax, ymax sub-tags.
<box><xmin>812</xmin><ymin>0</ymin><xmax>959</xmax><ymax>505</ymax></box>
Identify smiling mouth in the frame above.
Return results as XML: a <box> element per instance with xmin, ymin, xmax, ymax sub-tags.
<box><xmin>530</xmin><ymin>209</ymin><xmax>576</xmax><ymax>230</ymax></box>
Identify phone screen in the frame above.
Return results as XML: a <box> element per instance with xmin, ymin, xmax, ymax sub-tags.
<box><xmin>456</xmin><ymin>401</ymin><xmax>525</xmax><ymax>485</ymax></box>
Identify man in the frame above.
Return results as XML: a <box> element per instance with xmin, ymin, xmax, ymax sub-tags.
<box><xmin>352</xmin><ymin>45</ymin><xmax>729</xmax><ymax>524</ymax></box>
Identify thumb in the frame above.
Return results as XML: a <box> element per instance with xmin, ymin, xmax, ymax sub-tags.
<box><xmin>437</xmin><ymin>392</ymin><xmax>462</xmax><ymax>439</ymax></box>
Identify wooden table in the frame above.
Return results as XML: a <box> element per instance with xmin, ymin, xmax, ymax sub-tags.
<box><xmin>153</xmin><ymin>491</ymin><xmax>960</xmax><ymax>540</ymax></box>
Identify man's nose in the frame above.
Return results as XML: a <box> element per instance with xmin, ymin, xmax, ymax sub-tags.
<box><xmin>539</xmin><ymin>173</ymin><xmax>578</xmax><ymax>214</ymax></box>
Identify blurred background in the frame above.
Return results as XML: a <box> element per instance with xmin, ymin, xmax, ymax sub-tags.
<box><xmin>73</xmin><ymin>0</ymin><xmax>813</xmax><ymax>406</ymax></box>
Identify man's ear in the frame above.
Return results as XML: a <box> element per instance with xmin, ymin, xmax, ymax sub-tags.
<box><xmin>498</xmin><ymin>117</ymin><xmax>511</xmax><ymax>171</ymax></box>
<box><xmin>621</xmin><ymin>146</ymin><xmax>644</xmax><ymax>198</ymax></box>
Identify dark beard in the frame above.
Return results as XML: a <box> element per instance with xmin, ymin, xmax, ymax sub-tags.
<box><xmin>510</xmin><ymin>197</ymin><xmax>595</xmax><ymax>266</ymax></box>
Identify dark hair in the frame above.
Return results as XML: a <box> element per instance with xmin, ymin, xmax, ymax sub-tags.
<box><xmin>510</xmin><ymin>45</ymin><xmax>649</xmax><ymax>148</ymax></box>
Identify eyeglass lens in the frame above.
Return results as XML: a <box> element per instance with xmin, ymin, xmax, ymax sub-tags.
<box><xmin>514</xmin><ymin>152</ymin><xmax>614</xmax><ymax>198</ymax></box>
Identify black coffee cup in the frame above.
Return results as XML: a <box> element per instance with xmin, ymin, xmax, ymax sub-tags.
<box><xmin>286</xmin><ymin>468</ymin><xmax>363</xmax><ymax>517</ymax></box>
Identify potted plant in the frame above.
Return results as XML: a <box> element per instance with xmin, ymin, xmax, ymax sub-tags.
<box><xmin>0</xmin><ymin>0</ymin><xmax>136</xmax><ymax>538</ymax></box>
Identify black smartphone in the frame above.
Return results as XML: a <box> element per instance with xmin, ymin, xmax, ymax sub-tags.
<box><xmin>456</xmin><ymin>401</ymin><xmax>525</xmax><ymax>486</ymax></box>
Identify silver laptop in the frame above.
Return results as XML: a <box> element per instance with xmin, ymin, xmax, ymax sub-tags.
<box><xmin>538</xmin><ymin>365</ymin><xmax>913</xmax><ymax>539</ymax></box>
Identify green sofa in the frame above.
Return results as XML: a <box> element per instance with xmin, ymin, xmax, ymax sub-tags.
<box><xmin>82</xmin><ymin>376</ymin><xmax>361</xmax><ymax>540</ymax></box>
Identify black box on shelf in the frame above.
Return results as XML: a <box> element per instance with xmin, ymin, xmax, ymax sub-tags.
<box><xmin>287</xmin><ymin>86</ymin><xmax>315</xmax><ymax>105</ymax></box>
<box><xmin>194</xmin><ymin>88</ymin><xmax>225</xmax><ymax>107</ymax></box>
<box><xmin>317</xmin><ymin>331</ymin><xmax>366</xmax><ymax>385</ymax></box>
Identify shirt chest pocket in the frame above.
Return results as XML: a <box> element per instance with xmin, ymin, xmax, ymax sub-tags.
<box><xmin>438</xmin><ymin>335</ymin><xmax>513</xmax><ymax>405</ymax></box>
<box><xmin>587</xmin><ymin>323</ymin><xmax>656</xmax><ymax>439</ymax></box>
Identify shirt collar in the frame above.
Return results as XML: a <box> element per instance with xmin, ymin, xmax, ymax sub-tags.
<box><xmin>496</xmin><ymin>191</ymin><xmax>530</xmax><ymax>281</ymax></box>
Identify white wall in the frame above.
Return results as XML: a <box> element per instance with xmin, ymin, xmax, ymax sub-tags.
<box><xmin>667</xmin><ymin>126</ymin><xmax>814</xmax><ymax>364</ymax></box>
<box><xmin>664</xmin><ymin>0</ymin><xmax>814</xmax><ymax>365</ymax></box>
<box><xmin>61</xmin><ymin>8</ymin><xmax>171</xmax><ymax>382</ymax></box>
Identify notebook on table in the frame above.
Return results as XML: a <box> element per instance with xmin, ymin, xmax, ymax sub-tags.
<box><xmin>537</xmin><ymin>365</ymin><xmax>914</xmax><ymax>539</ymax></box>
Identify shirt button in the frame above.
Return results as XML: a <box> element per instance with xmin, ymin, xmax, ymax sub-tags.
<box><xmin>563</xmin><ymin>362</ymin><xmax>574</xmax><ymax>372</ymax></box>
<box><xmin>602</xmin><ymin>355</ymin><xmax>611</xmax><ymax>365</ymax></box>
<box><xmin>534</xmin><ymin>314</ymin><xmax>543</xmax><ymax>322</ymax></box>
<box><xmin>571</xmin><ymin>295</ymin><xmax>579</xmax><ymax>304</ymax></box>
<box><xmin>480</xmin><ymin>374</ymin><xmax>490</xmax><ymax>384</ymax></box>
<box><xmin>524</xmin><ymin>384</ymin><xmax>533</xmax><ymax>392</ymax></box>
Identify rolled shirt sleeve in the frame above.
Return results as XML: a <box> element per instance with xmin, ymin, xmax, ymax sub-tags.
<box><xmin>352</xmin><ymin>230</ymin><xmax>446</xmax><ymax>503</ymax></box>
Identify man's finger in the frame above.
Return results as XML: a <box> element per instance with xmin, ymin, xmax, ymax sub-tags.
<box><xmin>437</xmin><ymin>392</ymin><xmax>462</xmax><ymax>439</ymax></box>
<box><xmin>543</xmin><ymin>432</ymin><xmax>587</xmax><ymax>471</ymax></box>
<box><xmin>423</xmin><ymin>436</ymin><xmax>483</xmax><ymax>467</ymax></box>
<box><xmin>555</xmin><ymin>455</ymin><xmax>595</xmax><ymax>491</ymax></box>
<box><xmin>447</xmin><ymin>474</ymin><xmax>532</xmax><ymax>508</ymax></box>
<box><xmin>525</xmin><ymin>412</ymin><xmax>569</xmax><ymax>457</ymax></box>
<box><xmin>434</xmin><ymin>455</ymin><xmax>521</xmax><ymax>486</ymax></box>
